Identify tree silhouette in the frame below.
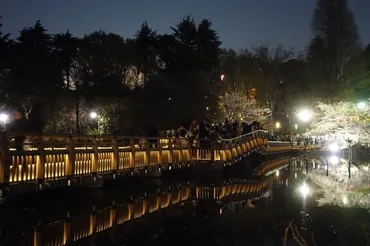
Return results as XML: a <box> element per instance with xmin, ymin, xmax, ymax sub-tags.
<box><xmin>134</xmin><ymin>21</ymin><xmax>157</xmax><ymax>85</ymax></box>
<box><xmin>53</xmin><ymin>30</ymin><xmax>80</xmax><ymax>90</ymax></box>
<box><xmin>7</xmin><ymin>21</ymin><xmax>62</xmax><ymax>116</ymax></box>
<box><xmin>309</xmin><ymin>0</ymin><xmax>359</xmax><ymax>100</ymax></box>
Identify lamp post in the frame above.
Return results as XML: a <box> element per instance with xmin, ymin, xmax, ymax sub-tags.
<box><xmin>0</xmin><ymin>113</ymin><xmax>8</xmax><ymax>131</ymax></box>
<box><xmin>90</xmin><ymin>111</ymin><xmax>100</xmax><ymax>135</ymax></box>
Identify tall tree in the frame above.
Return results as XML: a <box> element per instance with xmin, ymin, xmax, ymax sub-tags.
<box><xmin>0</xmin><ymin>16</ymin><xmax>12</xmax><ymax>102</ymax></box>
<box><xmin>7</xmin><ymin>21</ymin><xmax>62</xmax><ymax>115</ymax></box>
<box><xmin>308</xmin><ymin>0</ymin><xmax>359</xmax><ymax>100</ymax></box>
<box><xmin>53</xmin><ymin>30</ymin><xmax>80</xmax><ymax>90</ymax></box>
<box><xmin>134</xmin><ymin>22</ymin><xmax>157</xmax><ymax>84</ymax></box>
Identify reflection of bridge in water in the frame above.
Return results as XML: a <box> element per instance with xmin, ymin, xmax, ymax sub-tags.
<box><xmin>23</xmin><ymin>157</ymin><xmax>291</xmax><ymax>246</ymax></box>
<box><xmin>32</xmin><ymin>181</ymin><xmax>269</xmax><ymax>246</ymax></box>
<box><xmin>0</xmin><ymin>130</ymin><xmax>317</xmax><ymax>194</ymax></box>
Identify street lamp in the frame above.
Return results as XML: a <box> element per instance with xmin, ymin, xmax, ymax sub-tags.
<box><xmin>0</xmin><ymin>113</ymin><xmax>9</xmax><ymax>131</ymax></box>
<box><xmin>297</xmin><ymin>109</ymin><xmax>313</xmax><ymax>123</ymax></box>
<box><xmin>90</xmin><ymin>111</ymin><xmax>99</xmax><ymax>134</ymax></box>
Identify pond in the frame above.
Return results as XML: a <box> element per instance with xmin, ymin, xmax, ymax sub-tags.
<box><xmin>0</xmin><ymin>155</ymin><xmax>370</xmax><ymax>246</ymax></box>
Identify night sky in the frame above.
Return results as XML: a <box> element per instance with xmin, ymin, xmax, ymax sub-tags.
<box><xmin>1</xmin><ymin>0</ymin><xmax>369</xmax><ymax>50</ymax></box>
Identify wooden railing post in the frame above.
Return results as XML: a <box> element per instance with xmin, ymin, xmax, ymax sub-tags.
<box><xmin>66</xmin><ymin>136</ymin><xmax>75</xmax><ymax>181</ymax></box>
<box><xmin>0</xmin><ymin>132</ymin><xmax>10</xmax><ymax>188</ymax></box>
<box><xmin>178</xmin><ymin>139</ymin><xmax>183</xmax><ymax>163</ymax></box>
<box><xmin>211</xmin><ymin>141</ymin><xmax>215</xmax><ymax>162</ymax></box>
<box><xmin>36</xmin><ymin>137</ymin><xmax>46</xmax><ymax>184</ymax></box>
<box><xmin>129</xmin><ymin>138</ymin><xmax>135</xmax><ymax>169</ymax></box>
<box><xmin>111</xmin><ymin>137</ymin><xmax>119</xmax><ymax>173</ymax></box>
<box><xmin>168</xmin><ymin>138</ymin><xmax>174</xmax><ymax>164</ymax></box>
<box><xmin>91</xmin><ymin>138</ymin><xmax>98</xmax><ymax>175</ymax></box>
<box><xmin>157</xmin><ymin>139</ymin><xmax>162</xmax><ymax>165</ymax></box>
<box><xmin>144</xmin><ymin>138</ymin><xmax>150</xmax><ymax>167</ymax></box>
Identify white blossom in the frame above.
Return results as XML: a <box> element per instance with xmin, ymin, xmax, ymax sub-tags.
<box><xmin>218</xmin><ymin>89</ymin><xmax>271</xmax><ymax>123</ymax></box>
<box><xmin>307</xmin><ymin>101</ymin><xmax>370</xmax><ymax>146</ymax></box>
<box><xmin>307</xmin><ymin>162</ymin><xmax>370</xmax><ymax>209</ymax></box>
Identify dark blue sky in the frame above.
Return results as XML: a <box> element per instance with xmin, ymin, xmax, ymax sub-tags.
<box><xmin>1</xmin><ymin>0</ymin><xmax>369</xmax><ymax>50</ymax></box>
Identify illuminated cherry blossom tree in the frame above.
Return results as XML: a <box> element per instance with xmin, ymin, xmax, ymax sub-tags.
<box><xmin>218</xmin><ymin>90</ymin><xmax>271</xmax><ymax>123</ymax></box>
<box><xmin>307</xmin><ymin>101</ymin><xmax>370</xmax><ymax>145</ymax></box>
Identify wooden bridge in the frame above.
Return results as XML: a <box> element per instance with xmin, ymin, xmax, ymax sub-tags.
<box><xmin>18</xmin><ymin>157</ymin><xmax>292</xmax><ymax>246</ymax></box>
<box><xmin>0</xmin><ymin>130</ymin><xmax>316</xmax><ymax>193</ymax></box>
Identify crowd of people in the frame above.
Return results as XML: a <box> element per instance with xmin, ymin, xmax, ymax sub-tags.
<box><xmin>156</xmin><ymin>118</ymin><xmax>264</xmax><ymax>147</ymax></box>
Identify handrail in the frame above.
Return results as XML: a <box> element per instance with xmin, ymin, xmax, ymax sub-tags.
<box><xmin>220</xmin><ymin>130</ymin><xmax>269</xmax><ymax>142</ymax></box>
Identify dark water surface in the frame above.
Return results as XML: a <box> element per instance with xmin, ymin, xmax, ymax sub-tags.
<box><xmin>1</xmin><ymin>156</ymin><xmax>370</xmax><ymax>246</ymax></box>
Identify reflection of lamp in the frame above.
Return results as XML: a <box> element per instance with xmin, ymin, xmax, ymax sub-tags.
<box><xmin>298</xmin><ymin>182</ymin><xmax>310</xmax><ymax>198</ymax></box>
<box><xmin>276</xmin><ymin>170</ymin><xmax>279</xmax><ymax>177</ymax></box>
<box><xmin>328</xmin><ymin>155</ymin><xmax>339</xmax><ymax>165</ymax></box>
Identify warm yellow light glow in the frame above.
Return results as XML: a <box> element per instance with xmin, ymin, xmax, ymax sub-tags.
<box><xmin>275</xmin><ymin>122</ymin><xmax>281</xmax><ymax>129</ymax></box>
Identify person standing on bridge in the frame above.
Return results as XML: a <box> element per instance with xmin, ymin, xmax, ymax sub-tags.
<box><xmin>26</xmin><ymin>103</ymin><xmax>45</xmax><ymax>135</ymax></box>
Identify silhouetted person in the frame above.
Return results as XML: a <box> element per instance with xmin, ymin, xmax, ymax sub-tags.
<box><xmin>147</xmin><ymin>124</ymin><xmax>158</xmax><ymax>147</ymax></box>
<box><xmin>26</xmin><ymin>103</ymin><xmax>45</xmax><ymax>134</ymax></box>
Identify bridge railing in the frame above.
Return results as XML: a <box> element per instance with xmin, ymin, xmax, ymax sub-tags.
<box><xmin>0</xmin><ymin>130</ymin><xmax>303</xmax><ymax>187</ymax></box>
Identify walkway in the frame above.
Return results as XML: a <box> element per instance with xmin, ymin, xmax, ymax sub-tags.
<box><xmin>0</xmin><ymin>130</ymin><xmax>317</xmax><ymax>192</ymax></box>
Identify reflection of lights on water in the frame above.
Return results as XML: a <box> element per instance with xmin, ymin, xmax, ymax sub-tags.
<box><xmin>285</xmin><ymin>179</ymin><xmax>288</xmax><ymax>186</ymax></box>
<box><xmin>276</xmin><ymin>170</ymin><xmax>280</xmax><ymax>177</ymax></box>
<box><xmin>219</xmin><ymin>209</ymin><xmax>223</xmax><ymax>215</ymax></box>
<box><xmin>329</xmin><ymin>156</ymin><xmax>339</xmax><ymax>165</ymax></box>
<box><xmin>294</xmin><ymin>172</ymin><xmax>297</xmax><ymax>179</ymax></box>
<box><xmin>342</xmin><ymin>196</ymin><xmax>348</xmax><ymax>205</ymax></box>
<box><xmin>328</xmin><ymin>142</ymin><xmax>340</xmax><ymax>152</ymax></box>
<box><xmin>299</xmin><ymin>182</ymin><xmax>310</xmax><ymax>198</ymax></box>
